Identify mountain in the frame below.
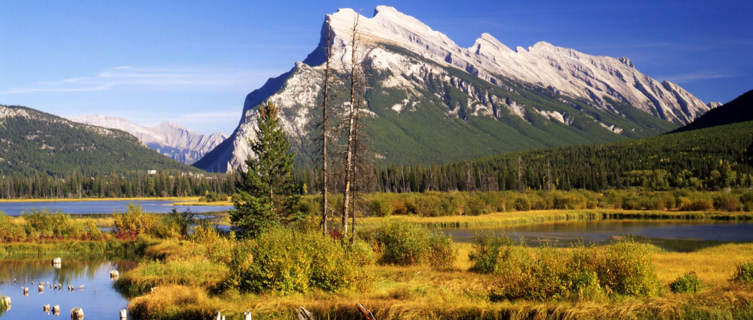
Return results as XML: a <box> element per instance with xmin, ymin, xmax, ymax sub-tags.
<box><xmin>0</xmin><ymin>105</ymin><xmax>201</xmax><ymax>176</ymax></box>
<box><xmin>672</xmin><ymin>90</ymin><xmax>753</xmax><ymax>133</ymax></box>
<box><xmin>372</xmin><ymin>120</ymin><xmax>753</xmax><ymax>192</ymax></box>
<box><xmin>70</xmin><ymin>114</ymin><xmax>226</xmax><ymax>164</ymax></box>
<box><xmin>196</xmin><ymin>6</ymin><xmax>710</xmax><ymax>172</ymax></box>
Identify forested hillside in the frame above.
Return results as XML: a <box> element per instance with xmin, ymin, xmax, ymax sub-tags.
<box><xmin>0</xmin><ymin>105</ymin><xmax>200</xmax><ymax>176</ymax></box>
<box><xmin>297</xmin><ymin>120</ymin><xmax>753</xmax><ymax>192</ymax></box>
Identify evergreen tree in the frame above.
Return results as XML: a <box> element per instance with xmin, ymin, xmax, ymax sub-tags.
<box><xmin>230</xmin><ymin>102</ymin><xmax>301</xmax><ymax>238</ymax></box>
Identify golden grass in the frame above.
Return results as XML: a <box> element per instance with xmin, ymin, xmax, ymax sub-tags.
<box><xmin>651</xmin><ymin>243</ymin><xmax>753</xmax><ymax>286</ymax></box>
<box><xmin>119</xmin><ymin>238</ymin><xmax>753</xmax><ymax>320</ymax></box>
<box><xmin>172</xmin><ymin>200</ymin><xmax>233</xmax><ymax>206</ymax></box>
<box><xmin>359</xmin><ymin>209</ymin><xmax>752</xmax><ymax>229</ymax></box>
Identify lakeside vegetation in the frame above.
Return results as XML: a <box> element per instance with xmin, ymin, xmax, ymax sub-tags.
<box><xmin>2</xmin><ymin>205</ymin><xmax>753</xmax><ymax>319</ymax></box>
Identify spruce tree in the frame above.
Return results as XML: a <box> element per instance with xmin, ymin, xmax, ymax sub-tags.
<box><xmin>230</xmin><ymin>102</ymin><xmax>301</xmax><ymax>238</ymax></box>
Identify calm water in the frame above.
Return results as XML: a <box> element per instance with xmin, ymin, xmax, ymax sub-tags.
<box><xmin>443</xmin><ymin>220</ymin><xmax>753</xmax><ymax>251</ymax></box>
<box><xmin>0</xmin><ymin>200</ymin><xmax>231</xmax><ymax>216</ymax></box>
<box><xmin>0</xmin><ymin>260</ymin><xmax>133</xmax><ymax>319</ymax></box>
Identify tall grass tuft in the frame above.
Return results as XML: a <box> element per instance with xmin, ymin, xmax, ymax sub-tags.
<box><xmin>733</xmin><ymin>262</ymin><xmax>753</xmax><ymax>283</ymax></box>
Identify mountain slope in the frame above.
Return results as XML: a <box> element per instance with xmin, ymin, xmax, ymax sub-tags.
<box><xmin>672</xmin><ymin>90</ymin><xmax>753</xmax><ymax>133</ymax></box>
<box><xmin>374</xmin><ymin>119</ymin><xmax>753</xmax><ymax>192</ymax></box>
<box><xmin>71</xmin><ymin>114</ymin><xmax>226</xmax><ymax>164</ymax></box>
<box><xmin>196</xmin><ymin>6</ymin><xmax>708</xmax><ymax>172</ymax></box>
<box><xmin>0</xmin><ymin>105</ymin><xmax>201</xmax><ymax>176</ymax></box>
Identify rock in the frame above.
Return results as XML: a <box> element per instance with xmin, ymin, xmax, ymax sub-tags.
<box><xmin>71</xmin><ymin>307</ymin><xmax>84</xmax><ymax>320</ymax></box>
<box><xmin>110</xmin><ymin>270</ymin><xmax>120</xmax><ymax>280</ymax></box>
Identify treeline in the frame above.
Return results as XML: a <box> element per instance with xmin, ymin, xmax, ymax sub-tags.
<box><xmin>296</xmin><ymin>121</ymin><xmax>753</xmax><ymax>193</ymax></box>
<box><xmin>0</xmin><ymin>171</ymin><xmax>236</xmax><ymax>199</ymax></box>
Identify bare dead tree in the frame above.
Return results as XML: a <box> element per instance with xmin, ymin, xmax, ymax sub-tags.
<box><xmin>349</xmin><ymin>59</ymin><xmax>372</xmax><ymax>243</ymax></box>
<box><xmin>341</xmin><ymin>13</ymin><xmax>361</xmax><ymax>238</ymax></box>
<box><xmin>320</xmin><ymin>29</ymin><xmax>334</xmax><ymax>236</ymax></box>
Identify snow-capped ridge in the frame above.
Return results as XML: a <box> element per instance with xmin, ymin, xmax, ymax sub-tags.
<box><xmin>70</xmin><ymin>115</ymin><xmax>226</xmax><ymax>164</ymax></box>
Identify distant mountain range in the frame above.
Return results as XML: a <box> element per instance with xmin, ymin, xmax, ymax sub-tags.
<box><xmin>196</xmin><ymin>6</ymin><xmax>714</xmax><ymax>172</ymax></box>
<box><xmin>0</xmin><ymin>105</ymin><xmax>199</xmax><ymax>176</ymax></box>
<box><xmin>70</xmin><ymin>114</ymin><xmax>226</xmax><ymax>164</ymax></box>
<box><xmin>672</xmin><ymin>90</ymin><xmax>753</xmax><ymax>133</ymax></box>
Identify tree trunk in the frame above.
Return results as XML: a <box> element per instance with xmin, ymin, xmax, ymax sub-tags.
<box><xmin>342</xmin><ymin>14</ymin><xmax>360</xmax><ymax>238</ymax></box>
<box><xmin>321</xmin><ymin>30</ymin><xmax>332</xmax><ymax>236</ymax></box>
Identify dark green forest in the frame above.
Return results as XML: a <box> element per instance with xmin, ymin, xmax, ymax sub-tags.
<box><xmin>297</xmin><ymin>120</ymin><xmax>753</xmax><ymax>193</ymax></box>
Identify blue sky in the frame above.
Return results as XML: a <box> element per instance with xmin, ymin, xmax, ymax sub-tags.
<box><xmin>1</xmin><ymin>0</ymin><xmax>751</xmax><ymax>135</ymax></box>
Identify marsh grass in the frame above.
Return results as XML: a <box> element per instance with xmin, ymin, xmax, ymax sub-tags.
<box><xmin>115</xmin><ymin>257</ymin><xmax>229</xmax><ymax>297</ymax></box>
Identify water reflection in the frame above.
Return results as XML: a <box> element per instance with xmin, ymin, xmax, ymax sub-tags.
<box><xmin>443</xmin><ymin>220</ymin><xmax>753</xmax><ymax>251</ymax></box>
<box><xmin>0</xmin><ymin>200</ymin><xmax>231</xmax><ymax>216</ymax></box>
<box><xmin>0</xmin><ymin>260</ymin><xmax>132</xmax><ymax>319</ymax></box>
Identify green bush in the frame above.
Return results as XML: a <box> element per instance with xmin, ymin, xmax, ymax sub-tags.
<box><xmin>226</xmin><ymin>228</ymin><xmax>361</xmax><ymax>294</ymax></box>
<box><xmin>427</xmin><ymin>233</ymin><xmax>456</xmax><ymax>270</ymax></box>
<box><xmin>347</xmin><ymin>239</ymin><xmax>376</xmax><ymax>267</ymax></box>
<box><xmin>713</xmin><ymin>193</ymin><xmax>741</xmax><ymax>211</ymax></box>
<box><xmin>373</xmin><ymin>221</ymin><xmax>455</xmax><ymax>270</ymax></box>
<box><xmin>469</xmin><ymin>235</ymin><xmax>514</xmax><ymax>274</ymax></box>
<box><xmin>733</xmin><ymin>262</ymin><xmax>753</xmax><ymax>283</ymax></box>
<box><xmin>473</xmin><ymin>237</ymin><xmax>659</xmax><ymax>301</ymax></box>
<box><xmin>0</xmin><ymin>212</ymin><xmax>26</xmax><ymax>241</ymax></box>
<box><xmin>114</xmin><ymin>204</ymin><xmax>157</xmax><ymax>238</ymax></box>
<box><xmin>375</xmin><ymin>221</ymin><xmax>430</xmax><ymax>265</ymax></box>
<box><xmin>365</xmin><ymin>197</ymin><xmax>393</xmax><ymax>217</ymax></box>
<box><xmin>23</xmin><ymin>210</ymin><xmax>85</xmax><ymax>239</ymax></box>
<box><xmin>669</xmin><ymin>272</ymin><xmax>701</xmax><ymax>293</ymax></box>
<box><xmin>681</xmin><ymin>198</ymin><xmax>714</xmax><ymax>211</ymax></box>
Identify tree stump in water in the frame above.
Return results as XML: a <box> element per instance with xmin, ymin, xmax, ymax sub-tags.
<box><xmin>356</xmin><ymin>303</ymin><xmax>376</xmax><ymax>320</ymax></box>
<box><xmin>295</xmin><ymin>306</ymin><xmax>314</xmax><ymax>320</ymax></box>
<box><xmin>71</xmin><ymin>307</ymin><xmax>84</xmax><ymax>320</ymax></box>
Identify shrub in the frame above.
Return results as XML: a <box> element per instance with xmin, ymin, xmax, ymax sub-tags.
<box><xmin>670</xmin><ymin>272</ymin><xmax>702</xmax><ymax>293</ymax></box>
<box><xmin>469</xmin><ymin>235</ymin><xmax>514</xmax><ymax>274</ymax></box>
<box><xmin>0</xmin><ymin>213</ymin><xmax>26</xmax><ymax>241</ymax></box>
<box><xmin>113</xmin><ymin>204</ymin><xmax>157</xmax><ymax>238</ymax></box>
<box><xmin>713</xmin><ymin>193</ymin><xmax>741</xmax><ymax>211</ymax></box>
<box><xmin>473</xmin><ymin>237</ymin><xmax>659</xmax><ymax>301</ymax></box>
<box><xmin>347</xmin><ymin>239</ymin><xmax>376</xmax><ymax>267</ymax></box>
<box><xmin>680</xmin><ymin>198</ymin><xmax>714</xmax><ymax>211</ymax></box>
<box><xmin>426</xmin><ymin>233</ymin><xmax>456</xmax><ymax>270</ymax></box>
<box><xmin>84</xmin><ymin>220</ymin><xmax>104</xmax><ymax>240</ymax></box>
<box><xmin>373</xmin><ymin>221</ymin><xmax>455</xmax><ymax>270</ymax></box>
<box><xmin>365</xmin><ymin>197</ymin><xmax>393</xmax><ymax>217</ymax></box>
<box><xmin>226</xmin><ymin>228</ymin><xmax>361</xmax><ymax>294</ymax></box>
<box><xmin>375</xmin><ymin>221</ymin><xmax>430</xmax><ymax>265</ymax></box>
<box><xmin>733</xmin><ymin>262</ymin><xmax>753</xmax><ymax>283</ymax></box>
<box><xmin>23</xmin><ymin>210</ymin><xmax>85</xmax><ymax>239</ymax></box>
<box><xmin>513</xmin><ymin>197</ymin><xmax>530</xmax><ymax>211</ymax></box>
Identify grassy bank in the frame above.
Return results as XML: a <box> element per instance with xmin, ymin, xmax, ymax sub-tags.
<box><xmin>358</xmin><ymin>209</ymin><xmax>753</xmax><ymax>230</ymax></box>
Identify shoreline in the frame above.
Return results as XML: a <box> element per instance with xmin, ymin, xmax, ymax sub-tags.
<box><xmin>0</xmin><ymin>196</ymin><xmax>201</xmax><ymax>203</ymax></box>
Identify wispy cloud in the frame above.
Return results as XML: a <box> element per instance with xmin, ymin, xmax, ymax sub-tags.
<box><xmin>658</xmin><ymin>72</ymin><xmax>738</xmax><ymax>83</ymax></box>
<box><xmin>0</xmin><ymin>66</ymin><xmax>275</xmax><ymax>94</ymax></box>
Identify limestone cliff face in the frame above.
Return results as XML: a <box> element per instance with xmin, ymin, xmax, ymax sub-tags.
<box><xmin>196</xmin><ymin>6</ymin><xmax>709</xmax><ymax>172</ymax></box>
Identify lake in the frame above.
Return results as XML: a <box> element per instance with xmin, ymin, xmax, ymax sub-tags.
<box><xmin>443</xmin><ymin>220</ymin><xmax>753</xmax><ymax>251</ymax></box>
<box><xmin>0</xmin><ymin>260</ymin><xmax>132</xmax><ymax>319</ymax></box>
<box><xmin>0</xmin><ymin>200</ymin><xmax>231</xmax><ymax>216</ymax></box>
